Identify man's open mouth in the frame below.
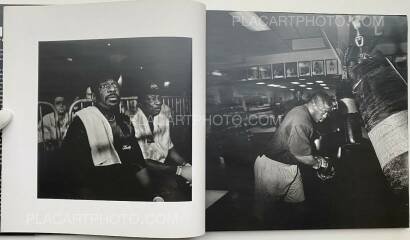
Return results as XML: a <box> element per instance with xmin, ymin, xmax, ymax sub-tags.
<box><xmin>106</xmin><ymin>95</ymin><xmax>119</xmax><ymax>103</ymax></box>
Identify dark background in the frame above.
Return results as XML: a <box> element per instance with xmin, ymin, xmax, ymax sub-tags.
<box><xmin>39</xmin><ymin>37</ymin><xmax>192</xmax><ymax>102</ymax></box>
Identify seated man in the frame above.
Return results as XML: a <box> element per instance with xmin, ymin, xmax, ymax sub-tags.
<box><xmin>60</xmin><ymin>71</ymin><xmax>152</xmax><ymax>201</ymax></box>
<box><xmin>131</xmin><ymin>82</ymin><xmax>191</xmax><ymax>201</ymax></box>
<box><xmin>38</xmin><ymin>96</ymin><xmax>70</xmax><ymax>150</ymax></box>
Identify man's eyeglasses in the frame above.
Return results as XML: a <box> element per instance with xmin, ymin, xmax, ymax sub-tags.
<box><xmin>99</xmin><ymin>81</ymin><xmax>119</xmax><ymax>91</ymax></box>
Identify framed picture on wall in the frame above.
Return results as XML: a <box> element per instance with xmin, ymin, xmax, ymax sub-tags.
<box><xmin>259</xmin><ymin>64</ymin><xmax>272</xmax><ymax>79</ymax></box>
<box><xmin>247</xmin><ymin>65</ymin><xmax>259</xmax><ymax>80</ymax></box>
<box><xmin>272</xmin><ymin>63</ymin><xmax>285</xmax><ymax>79</ymax></box>
<box><xmin>298</xmin><ymin>61</ymin><xmax>311</xmax><ymax>77</ymax></box>
<box><xmin>325</xmin><ymin>59</ymin><xmax>338</xmax><ymax>75</ymax></box>
<box><xmin>312</xmin><ymin>60</ymin><xmax>325</xmax><ymax>76</ymax></box>
<box><xmin>285</xmin><ymin>62</ymin><xmax>298</xmax><ymax>78</ymax></box>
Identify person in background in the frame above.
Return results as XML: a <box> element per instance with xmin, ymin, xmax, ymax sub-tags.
<box><xmin>38</xmin><ymin>96</ymin><xmax>70</xmax><ymax>149</ymax></box>
<box><xmin>131</xmin><ymin>82</ymin><xmax>191</xmax><ymax>201</ymax></box>
<box><xmin>85</xmin><ymin>86</ymin><xmax>94</xmax><ymax>100</ymax></box>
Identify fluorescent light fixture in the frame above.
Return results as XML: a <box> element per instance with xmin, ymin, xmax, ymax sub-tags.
<box><xmin>211</xmin><ymin>70</ymin><xmax>223</xmax><ymax>76</ymax></box>
<box><xmin>280</xmin><ymin>86</ymin><xmax>287</xmax><ymax>88</ymax></box>
<box><xmin>299</xmin><ymin>84</ymin><xmax>306</xmax><ymax>87</ymax></box>
<box><xmin>290</xmin><ymin>89</ymin><xmax>295</xmax><ymax>91</ymax></box>
<box><xmin>267</xmin><ymin>84</ymin><xmax>278</xmax><ymax>87</ymax></box>
<box><xmin>306</xmin><ymin>82</ymin><xmax>314</xmax><ymax>85</ymax></box>
<box><xmin>323</xmin><ymin>87</ymin><xmax>330</xmax><ymax>89</ymax></box>
<box><xmin>320</xmin><ymin>84</ymin><xmax>327</xmax><ymax>86</ymax></box>
<box><xmin>256</xmin><ymin>82</ymin><xmax>266</xmax><ymax>85</ymax></box>
<box><xmin>306</xmin><ymin>87</ymin><xmax>313</xmax><ymax>90</ymax></box>
<box><xmin>291</xmin><ymin>82</ymin><xmax>300</xmax><ymax>85</ymax></box>
<box><xmin>315</xmin><ymin>80</ymin><xmax>324</xmax><ymax>83</ymax></box>
<box><xmin>229</xmin><ymin>12</ymin><xmax>271</xmax><ymax>31</ymax></box>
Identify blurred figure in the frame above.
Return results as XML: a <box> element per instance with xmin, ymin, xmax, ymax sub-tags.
<box><xmin>85</xmin><ymin>86</ymin><xmax>94</xmax><ymax>100</ymax></box>
<box><xmin>38</xmin><ymin>96</ymin><xmax>69</xmax><ymax>148</ymax></box>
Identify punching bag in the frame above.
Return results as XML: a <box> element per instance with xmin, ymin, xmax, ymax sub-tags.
<box><xmin>351</xmin><ymin>56</ymin><xmax>408</xmax><ymax>200</ymax></box>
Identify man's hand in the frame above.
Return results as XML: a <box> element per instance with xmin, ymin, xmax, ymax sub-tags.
<box><xmin>313</xmin><ymin>156</ymin><xmax>336</xmax><ymax>180</ymax></box>
<box><xmin>0</xmin><ymin>109</ymin><xmax>13</xmax><ymax>130</ymax></box>
<box><xmin>180</xmin><ymin>165</ymin><xmax>192</xmax><ymax>182</ymax></box>
<box><xmin>312</xmin><ymin>155</ymin><xmax>328</xmax><ymax>169</ymax></box>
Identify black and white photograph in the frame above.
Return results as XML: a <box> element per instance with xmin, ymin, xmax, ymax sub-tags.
<box><xmin>37</xmin><ymin>37</ymin><xmax>193</xmax><ymax>202</ymax></box>
<box><xmin>247</xmin><ymin>66</ymin><xmax>259</xmax><ymax>80</ymax></box>
<box><xmin>272</xmin><ymin>63</ymin><xmax>285</xmax><ymax>79</ymax></box>
<box><xmin>259</xmin><ymin>64</ymin><xmax>272</xmax><ymax>79</ymax></box>
<box><xmin>312</xmin><ymin>60</ymin><xmax>325</xmax><ymax>76</ymax></box>
<box><xmin>206</xmin><ymin>11</ymin><xmax>408</xmax><ymax>231</ymax></box>
<box><xmin>298</xmin><ymin>61</ymin><xmax>311</xmax><ymax>77</ymax></box>
<box><xmin>325</xmin><ymin>58</ymin><xmax>339</xmax><ymax>75</ymax></box>
<box><xmin>285</xmin><ymin>62</ymin><xmax>298</xmax><ymax>78</ymax></box>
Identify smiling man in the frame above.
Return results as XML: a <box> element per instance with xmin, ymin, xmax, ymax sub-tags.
<box><xmin>60</xmin><ymin>71</ymin><xmax>152</xmax><ymax>201</ymax></box>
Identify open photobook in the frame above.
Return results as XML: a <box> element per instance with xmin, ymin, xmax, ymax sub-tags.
<box><xmin>0</xmin><ymin>0</ymin><xmax>408</xmax><ymax>238</ymax></box>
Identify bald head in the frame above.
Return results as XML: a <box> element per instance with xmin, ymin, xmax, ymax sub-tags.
<box><xmin>306</xmin><ymin>91</ymin><xmax>333</xmax><ymax>123</ymax></box>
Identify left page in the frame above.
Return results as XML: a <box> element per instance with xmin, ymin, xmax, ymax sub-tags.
<box><xmin>1</xmin><ymin>0</ymin><xmax>205</xmax><ymax>237</ymax></box>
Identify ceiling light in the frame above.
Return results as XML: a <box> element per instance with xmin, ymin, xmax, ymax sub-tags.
<box><xmin>323</xmin><ymin>87</ymin><xmax>330</xmax><ymax>89</ymax></box>
<box><xmin>290</xmin><ymin>89</ymin><xmax>295</xmax><ymax>91</ymax></box>
<box><xmin>299</xmin><ymin>84</ymin><xmax>306</xmax><ymax>87</ymax></box>
<box><xmin>164</xmin><ymin>81</ymin><xmax>170</xmax><ymax>87</ymax></box>
<box><xmin>315</xmin><ymin>80</ymin><xmax>324</xmax><ymax>83</ymax></box>
<box><xmin>299</xmin><ymin>78</ymin><xmax>306</xmax><ymax>81</ymax></box>
<box><xmin>66</xmin><ymin>57</ymin><xmax>73</xmax><ymax>62</ymax></box>
<box><xmin>306</xmin><ymin>82</ymin><xmax>314</xmax><ymax>85</ymax></box>
<box><xmin>211</xmin><ymin>70</ymin><xmax>223</xmax><ymax>76</ymax></box>
<box><xmin>256</xmin><ymin>82</ymin><xmax>266</xmax><ymax>85</ymax></box>
<box><xmin>306</xmin><ymin>87</ymin><xmax>313</xmax><ymax>90</ymax></box>
<box><xmin>320</xmin><ymin>84</ymin><xmax>327</xmax><ymax>86</ymax></box>
<box><xmin>267</xmin><ymin>84</ymin><xmax>278</xmax><ymax>87</ymax></box>
<box><xmin>107</xmin><ymin>43</ymin><xmax>111</xmax><ymax>46</ymax></box>
<box><xmin>291</xmin><ymin>82</ymin><xmax>300</xmax><ymax>84</ymax></box>
<box><xmin>280</xmin><ymin>86</ymin><xmax>287</xmax><ymax>88</ymax></box>
<box><xmin>229</xmin><ymin>12</ymin><xmax>271</xmax><ymax>31</ymax></box>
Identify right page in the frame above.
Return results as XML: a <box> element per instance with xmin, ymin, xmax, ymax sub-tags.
<box><xmin>205</xmin><ymin>11</ymin><xmax>408</xmax><ymax>230</ymax></box>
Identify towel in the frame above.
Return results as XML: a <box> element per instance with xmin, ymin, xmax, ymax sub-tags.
<box><xmin>76</xmin><ymin>106</ymin><xmax>121</xmax><ymax>166</ymax></box>
<box><xmin>131</xmin><ymin>104</ymin><xmax>173</xmax><ymax>163</ymax></box>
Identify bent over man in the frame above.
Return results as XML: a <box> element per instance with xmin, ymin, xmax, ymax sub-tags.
<box><xmin>254</xmin><ymin>91</ymin><xmax>333</xmax><ymax>226</ymax></box>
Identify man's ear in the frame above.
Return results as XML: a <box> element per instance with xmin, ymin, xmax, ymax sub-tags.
<box><xmin>117</xmin><ymin>75</ymin><xmax>123</xmax><ymax>87</ymax></box>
